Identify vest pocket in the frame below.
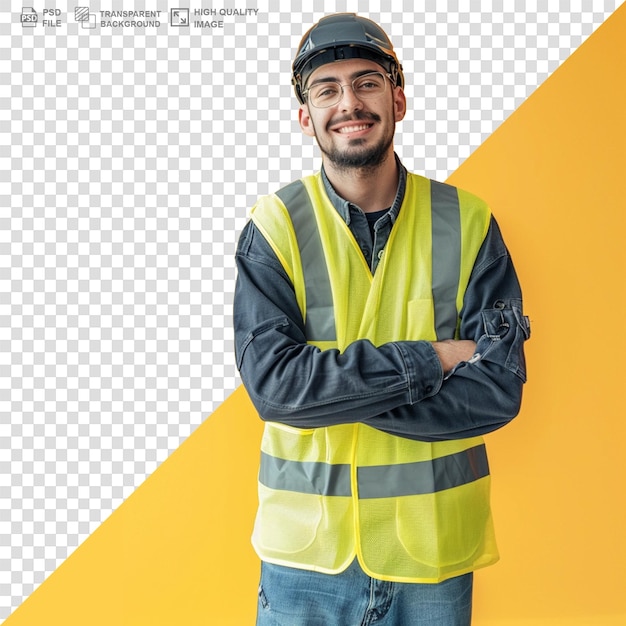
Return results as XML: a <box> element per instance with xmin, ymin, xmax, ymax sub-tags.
<box><xmin>395</xmin><ymin>478</ymin><xmax>492</xmax><ymax>569</ymax></box>
<box><xmin>254</xmin><ymin>485</ymin><xmax>323</xmax><ymax>554</ymax></box>
<box><xmin>406</xmin><ymin>299</ymin><xmax>437</xmax><ymax>341</ymax></box>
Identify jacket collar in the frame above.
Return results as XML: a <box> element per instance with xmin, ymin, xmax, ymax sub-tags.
<box><xmin>320</xmin><ymin>154</ymin><xmax>407</xmax><ymax>227</ymax></box>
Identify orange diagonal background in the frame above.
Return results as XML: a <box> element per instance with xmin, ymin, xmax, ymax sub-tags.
<box><xmin>7</xmin><ymin>5</ymin><xmax>626</xmax><ymax>625</ymax></box>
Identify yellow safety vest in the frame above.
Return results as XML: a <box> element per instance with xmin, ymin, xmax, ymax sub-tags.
<box><xmin>249</xmin><ymin>171</ymin><xmax>497</xmax><ymax>583</ymax></box>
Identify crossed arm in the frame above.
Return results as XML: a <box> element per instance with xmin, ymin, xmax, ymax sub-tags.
<box><xmin>234</xmin><ymin>217</ymin><xmax>529</xmax><ymax>442</ymax></box>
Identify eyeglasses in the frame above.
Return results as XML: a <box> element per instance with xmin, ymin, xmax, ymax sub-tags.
<box><xmin>303</xmin><ymin>71</ymin><xmax>392</xmax><ymax>109</ymax></box>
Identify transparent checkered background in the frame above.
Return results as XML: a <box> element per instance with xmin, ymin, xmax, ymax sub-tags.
<box><xmin>1</xmin><ymin>0</ymin><xmax>620</xmax><ymax>619</ymax></box>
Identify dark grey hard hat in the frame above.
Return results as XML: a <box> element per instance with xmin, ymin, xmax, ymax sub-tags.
<box><xmin>292</xmin><ymin>13</ymin><xmax>404</xmax><ymax>104</ymax></box>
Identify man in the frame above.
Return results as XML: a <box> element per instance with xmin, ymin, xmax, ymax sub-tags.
<box><xmin>234</xmin><ymin>13</ymin><xmax>530</xmax><ymax>625</ymax></box>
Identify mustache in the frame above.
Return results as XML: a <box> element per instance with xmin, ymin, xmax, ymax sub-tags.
<box><xmin>327</xmin><ymin>111</ymin><xmax>381</xmax><ymax>129</ymax></box>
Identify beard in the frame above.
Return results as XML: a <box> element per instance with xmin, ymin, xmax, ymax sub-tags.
<box><xmin>313</xmin><ymin>111</ymin><xmax>394</xmax><ymax>172</ymax></box>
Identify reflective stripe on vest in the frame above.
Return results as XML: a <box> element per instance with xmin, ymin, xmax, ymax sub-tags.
<box><xmin>259</xmin><ymin>443</ymin><xmax>489</xmax><ymax>498</ymax></box>
<box><xmin>431</xmin><ymin>180</ymin><xmax>462</xmax><ymax>340</ymax></box>
<box><xmin>275</xmin><ymin>181</ymin><xmax>336</xmax><ymax>341</ymax></box>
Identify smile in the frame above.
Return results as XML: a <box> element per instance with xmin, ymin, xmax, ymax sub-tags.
<box><xmin>335</xmin><ymin>123</ymin><xmax>373</xmax><ymax>134</ymax></box>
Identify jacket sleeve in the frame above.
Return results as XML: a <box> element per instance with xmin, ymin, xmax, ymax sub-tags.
<box><xmin>234</xmin><ymin>217</ymin><xmax>529</xmax><ymax>440</ymax></box>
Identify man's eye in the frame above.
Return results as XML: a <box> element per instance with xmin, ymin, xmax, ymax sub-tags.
<box><xmin>356</xmin><ymin>76</ymin><xmax>384</xmax><ymax>91</ymax></box>
<box><xmin>315</xmin><ymin>86</ymin><xmax>339</xmax><ymax>99</ymax></box>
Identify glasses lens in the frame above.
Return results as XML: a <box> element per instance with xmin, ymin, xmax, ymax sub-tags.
<box><xmin>353</xmin><ymin>73</ymin><xmax>386</xmax><ymax>98</ymax></box>
<box><xmin>308</xmin><ymin>72</ymin><xmax>387</xmax><ymax>108</ymax></box>
<box><xmin>309</xmin><ymin>83</ymin><xmax>342</xmax><ymax>108</ymax></box>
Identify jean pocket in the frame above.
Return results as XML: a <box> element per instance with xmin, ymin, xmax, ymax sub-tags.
<box><xmin>258</xmin><ymin>583</ymin><xmax>269</xmax><ymax>610</ymax></box>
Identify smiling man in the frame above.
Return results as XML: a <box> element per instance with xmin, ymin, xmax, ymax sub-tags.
<box><xmin>234</xmin><ymin>13</ymin><xmax>530</xmax><ymax>626</ymax></box>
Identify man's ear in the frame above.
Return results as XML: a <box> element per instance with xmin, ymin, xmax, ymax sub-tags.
<box><xmin>393</xmin><ymin>87</ymin><xmax>407</xmax><ymax>123</ymax></box>
<box><xmin>299</xmin><ymin>104</ymin><xmax>316</xmax><ymax>137</ymax></box>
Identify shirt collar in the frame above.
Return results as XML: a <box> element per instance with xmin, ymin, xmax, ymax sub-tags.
<box><xmin>320</xmin><ymin>154</ymin><xmax>407</xmax><ymax>226</ymax></box>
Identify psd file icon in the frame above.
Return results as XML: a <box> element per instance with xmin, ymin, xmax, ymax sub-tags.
<box><xmin>21</xmin><ymin>7</ymin><xmax>38</xmax><ymax>26</ymax></box>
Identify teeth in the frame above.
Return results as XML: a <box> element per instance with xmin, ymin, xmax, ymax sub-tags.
<box><xmin>337</xmin><ymin>124</ymin><xmax>370</xmax><ymax>133</ymax></box>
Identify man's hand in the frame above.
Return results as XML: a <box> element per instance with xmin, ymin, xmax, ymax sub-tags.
<box><xmin>431</xmin><ymin>340</ymin><xmax>477</xmax><ymax>375</ymax></box>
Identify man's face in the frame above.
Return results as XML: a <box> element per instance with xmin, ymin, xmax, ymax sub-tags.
<box><xmin>298</xmin><ymin>58</ymin><xmax>406</xmax><ymax>171</ymax></box>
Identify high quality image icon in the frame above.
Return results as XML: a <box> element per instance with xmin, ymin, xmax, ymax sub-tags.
<box><xmin>170</xmin><ymin>8</ymin><xmax>189</xmax><ymax>27</ymax></box>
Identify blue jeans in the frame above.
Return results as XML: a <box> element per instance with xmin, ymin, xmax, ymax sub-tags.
<box><xmin>256</xmin><ymin>559</ymin><xmax>473</xmax><ymax>625</ymax></box>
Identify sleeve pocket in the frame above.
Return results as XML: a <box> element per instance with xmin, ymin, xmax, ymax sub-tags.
<box><xmin>479</xmin><ymin>298</ymin><xmax>530</xmax><ymax>382</ymax></box>
<box><xmin>236</xmin><ymin>315</ymin><xmax>290</xmax><ymax>370</ymax></box>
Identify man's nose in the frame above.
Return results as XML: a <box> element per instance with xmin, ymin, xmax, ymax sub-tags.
<box><xmin>339</xmin><ymin>85</ymin><xmax>364</xmax><ymax>112</ymax></box>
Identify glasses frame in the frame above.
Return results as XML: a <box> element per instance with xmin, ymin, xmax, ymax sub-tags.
<box><xmin>303</xmin><ymin>71</ymin><xmax>394</xmax><ymax>109</ymax></box>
